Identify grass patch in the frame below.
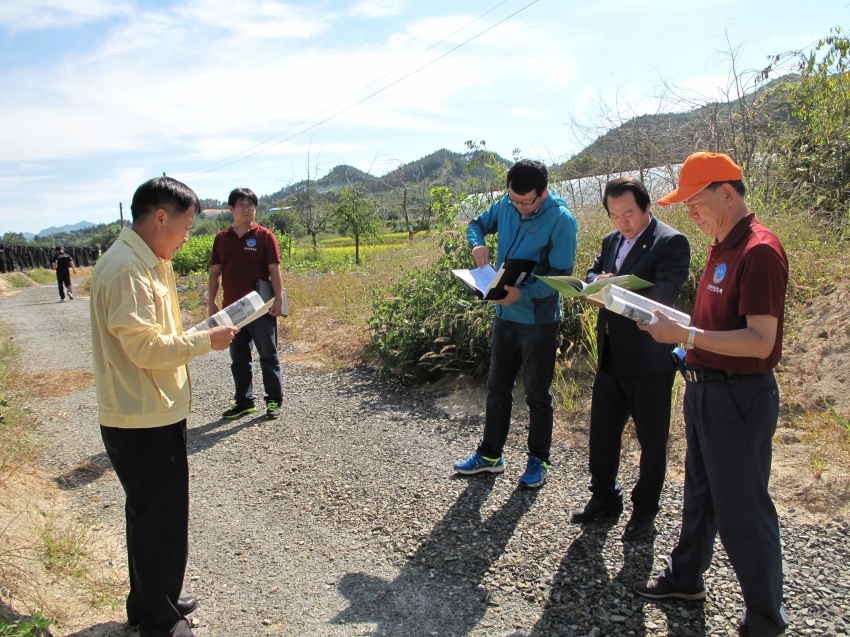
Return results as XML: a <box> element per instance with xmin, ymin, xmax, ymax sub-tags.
<box><xmin>23</xmin><ymin>270</ymin><xmax>55</xmax><ymax>285</ymax></box>
<box><xmin>5</xmin><ymin>371</ymin><xmax>95</xmax><ymax>399</ymax></box>
<box><xmin>1</xmin><ymin>274</ymin><xmax>35</xmax><ymax>291</ymax></box>
<box><xmin>37</xmin><ymin>511</ymin><xmax>94</xmax><ymax>577</ymax></box>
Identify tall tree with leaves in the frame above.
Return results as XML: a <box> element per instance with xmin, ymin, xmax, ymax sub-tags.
<box><xmin>335</xmin><ymin>187</ymin><xmax>381</xmax><ymax>265</ymax></box>
<box><xmin>765</xmin><ymin>26</ymin><xmax>850</xmax><ymax>220</ymax></box>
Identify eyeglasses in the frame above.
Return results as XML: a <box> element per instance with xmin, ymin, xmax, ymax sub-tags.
<box><xmin>509</xmin><ymin>194</ymin><xmax>539</xmax><ymax>208</ymax></box>
<box><xmin>235</xmin><ymin>203</ymin><xmax>257</xmax><ymax>211</ymax></box>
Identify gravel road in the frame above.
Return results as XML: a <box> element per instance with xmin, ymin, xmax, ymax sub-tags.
<box><xmin>1</xmin><ymin>282</ymin><xmax>849</xmax><ymax>637</ymax></box>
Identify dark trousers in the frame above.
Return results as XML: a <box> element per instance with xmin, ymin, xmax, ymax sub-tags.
<box><xmin>477</xmin><ymin>317</ymin><xmax>559</xmax><ymax>462</ymax></box>
<box><xmin>661</xmin><ymin>373</ymin><xmax>789</xmax><ymax>636</ymax></box>
<box><xmin>57</xmin><ymin>272</ymin><xmax>71</xmax><ymax>299</ymax></box>
<box><xmin>587</xmin><ymin>344</ymin><xmax>675</xmax><ymax>515</ymax></box>
<box><xmin>229</xmin><ymin>313</ymin><xmax>283</xmax><ymax>406</ymax></box>
<box><xmin>101</xmin><ymin>421</ymin><xmax>194</xmax><ymax>637</ymax></box>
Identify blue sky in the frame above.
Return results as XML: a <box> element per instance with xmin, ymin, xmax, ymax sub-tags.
<box><xmin>0</xmin><ymin>0</ymin><xmax>847</xmax><ymax>235</ymax></box>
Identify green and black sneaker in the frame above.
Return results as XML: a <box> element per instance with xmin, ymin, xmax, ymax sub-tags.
<box><xmin>222</xmin><ymin>403</ymin><xmax>256</xmax><ymax>419</ymax></box>
<box><xmin>265</xmin><ymin>401</ymin><xmax>281</xmax><ymax>420</ymax></box>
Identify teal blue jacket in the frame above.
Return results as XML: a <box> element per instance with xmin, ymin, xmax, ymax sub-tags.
<box><xmin>467</xmin><ymin>189</ymin><xmax>577</xmax><ymax>324</ymax></box>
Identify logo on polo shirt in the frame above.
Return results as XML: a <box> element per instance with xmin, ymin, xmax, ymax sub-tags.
<box><xmin>707</xmin><ymin>263</ymin><xmax>726</xmax><ymax>294</ymax></box>
<box><xmin>246</xmin><ymin>238</ymin><xmax>257</xmax><ymax>247</ymax></box>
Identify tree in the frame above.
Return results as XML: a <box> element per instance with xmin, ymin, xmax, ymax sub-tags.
<box><xmin>764</xmin><ymin>26</ymin><xmax>850</xmax><ymax>220</ymax></box>
<box><xmin>335</xmin><ymin>187</ymin><xmax>381</xmax><ymax>265</ymax></box>
<box><xmin>428</xmin><ymin>186</ymin><xmax>462</xmax><ymax>231</ymax></box>
<box><xmin>463</xmin><ymin>140</ymin><xmax>514</xmax><ymax>217</ymax></box>
<box><xmin>2</xmin><ymin>232</ymin><xmax>27</xmax><ymax>246</ymax></box>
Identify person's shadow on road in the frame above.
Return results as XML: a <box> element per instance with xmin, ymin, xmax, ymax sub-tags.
<box><xmin>528</xmin><ymin>524</ymin><xmax>706</xmax><ymax>636</ymax></box>
<box><xmin>331</xmin><ymin>475</ymin><xmax>538</xmax><ymax>636</ymax></box>
<box><xmin>187</xmin><ymin>413</ymin><xmax>267</xmax><ymax>455</ymax></box>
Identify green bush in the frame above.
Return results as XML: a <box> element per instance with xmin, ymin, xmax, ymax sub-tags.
<box><xmin>172</xmin><ymin>235</ymin><xmax>214</xmax><ymax>276</ymax></box>
<box><xmin>366</xmin><ymin>232</ymin><xmax>593</xmax><ymax>379</ymax></box>
<box><xmin>367</xmin><ymin>234</ymin><xmax>495</xmax><ymax>378</ymax></box>
<box><xmin>172</xmin><ymin>230</ymin><xmax>295</xmax><ymax>276</ymax></box>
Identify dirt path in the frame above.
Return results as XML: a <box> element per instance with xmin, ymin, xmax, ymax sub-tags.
<box><xmin>0</xmin><ymin>284</ymin><xmax>849</xmax><ymax>637</ymax></box>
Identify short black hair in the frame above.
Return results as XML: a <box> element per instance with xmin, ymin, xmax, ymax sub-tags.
<box><xmin>228</xmin><ymin>188</ymin><xmax>258</xmax><ymax>207</ymax></box>
<box><xmin>55</xmin><ymin>246</ymin><xmax>64</xmax><ymax>252</ymax></box>
<box><xmin>131</xmin><ymin>177</ymin><xmax>200</xmax><ymax>223</ymax></box>
<box><xmin>602</xmin><ymin>177</ymin><xmax>651</xmax><ymax>214</ymax></box>
<box><xmin>506</xmin><ymin>160</ymin><xmax>548</xmax><ymax>196</ymax></box>
<box><xmin>706</xmin><ymin>180</ymin><xmax>747</xmax><ymax>197</ymax></box>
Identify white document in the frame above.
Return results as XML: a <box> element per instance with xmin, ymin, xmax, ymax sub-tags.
<box><xmin>452</xmin><ymin>264</ymin><xmax>497</xmax><ymax>296</ymax></box>
<box><xmin>186</xmin><ymin>291</ymin><xmax>274</xmax><ymax>334</ymax></box>
<box><xmin>601</xmin><ymin>284</ymin><xmax>691</xmax><ymax>326</ymax></box>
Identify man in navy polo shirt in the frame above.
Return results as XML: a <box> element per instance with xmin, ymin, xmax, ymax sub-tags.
<box><xmin>208</xmin><ymin>188</ymin><xmax>285</xmax><ymax>420</ymax></box>
<box><xmin>634</xmin><ymin>152</ymin><xmax>790</xmax><ymax>637</ymax></box>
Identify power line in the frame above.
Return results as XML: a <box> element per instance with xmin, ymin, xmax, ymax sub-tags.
<box><xmin>178</xmin><ymin>0</ymin><xmax>541</xmax><ymax>179</ymax></box>
<box><xmin>177</xmin><ymin>0</ymin><xmax>512</xmax><ymax>177</ymax></box>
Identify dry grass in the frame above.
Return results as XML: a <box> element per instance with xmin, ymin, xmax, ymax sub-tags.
<box><xmin>6</xmin><ymin>370</ymin><xmax>95</xmax><ymax>399</ymax></box>
<box><xmin>278</xmin><ymin>235</ymin><xmax>440</xmax><ymax>367</ymax></box>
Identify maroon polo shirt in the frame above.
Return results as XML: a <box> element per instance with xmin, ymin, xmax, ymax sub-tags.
<box><xmin>686</xmin><ymin>213</ymin><xmax>788</xmax><ymax>375</ymax></box>
<box><xmin>210</xmin><ymin>222</ymin><xmax>280</xmax><ymax>307</ymax></box>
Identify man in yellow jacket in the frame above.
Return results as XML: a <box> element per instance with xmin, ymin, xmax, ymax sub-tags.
<box><xmin>90</xmin><ymin>177</ymin><xmax>237</xmax><ymax>637</ymax></box>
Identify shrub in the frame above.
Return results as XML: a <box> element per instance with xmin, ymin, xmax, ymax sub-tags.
<box><xmin>172</xmin><ymin>235</ymin><xmax>214</xmax><ymax>276</ymax></box>
<box><xmin>367</xmin><ymin>234</ymin><xmax>495</xmax><ymax>378</ymax></box>
<box><xmin>367</xmin><ymin>232</ymin><xmax>596</xmax><ymax>379</ymax></box>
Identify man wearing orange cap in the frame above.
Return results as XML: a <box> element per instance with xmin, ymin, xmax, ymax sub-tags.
<box><xmin>632</xmin><ymin>152</ymin><xmax>789</xmax><ymax>637</ymax></box>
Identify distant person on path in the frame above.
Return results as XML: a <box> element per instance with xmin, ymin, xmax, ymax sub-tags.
<box><xmin>634</xmin><ymin>152</ymin><xmax>790</xmax><ymax>637</ymax></box>
<box><xmin>453</xmin><ymin>160</ymin><xmax>578</xmax><ymax>488</ymax></box>
<box><xmin>208</xmin><ymin>187</ymin><xmax>285</xmax><ymax>420</ymax></box>
<box><xmin>51</xmin><ymin>246</ymin><xmax>76</xmax><ymax>301</ymax></box>
<box><xmin>90</xmin><ymin>177</ymin><xmax>238</xmax><ymax>637</ymax></box>
<box><xmin>571</xmin><ymin>177</ymin><xmax>690</xmax><ymax>541</ymax></box>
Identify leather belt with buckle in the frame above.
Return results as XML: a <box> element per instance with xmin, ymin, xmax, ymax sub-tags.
<box><xmin>684</xmin><ymin>368</ymin><xmax>739</xmax><ymax>383</ymax></box>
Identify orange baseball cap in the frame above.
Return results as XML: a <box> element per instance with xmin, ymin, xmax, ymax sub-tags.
<box><xmin>657</xmin><ymin>151</ymin><xmax>743</xmax><ymax>206</ymax></box>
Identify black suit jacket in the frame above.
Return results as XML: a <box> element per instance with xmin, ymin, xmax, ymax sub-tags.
<box><xmin>586</xmin><ymin>216</ymin><xmax>690</xmax><ymax>376</ymax></box>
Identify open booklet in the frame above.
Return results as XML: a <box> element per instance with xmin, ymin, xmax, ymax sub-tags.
<box><xmin>536</xmin><ymin>274</ymin><xmax>653</xmax><ymax>301</ymax></box>
<box><xmin>186</xmin><ymin>291</ymin><xmax>274</xmax><ymax>334</ymax></box>
<box><xmin>600</xmin><ymin>284</ymin><xmax>691</xmax><ymax>326</ymax></box>
<box><xmin>452</xmin><ymin>258</ymin><xmax>536</xmax><ymax>301</ymax></box>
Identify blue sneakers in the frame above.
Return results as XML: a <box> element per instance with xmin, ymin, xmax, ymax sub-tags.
<box><xmin>453</xmin><ymin>452</ymin><xmax>505</xmax><ymax>475</ymax></box>
<box><xmin>518</xmin><ymin>455</ymin><xmax>550</xmax><ymax>488</ymax></box>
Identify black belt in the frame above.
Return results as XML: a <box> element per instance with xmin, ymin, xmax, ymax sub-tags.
<box><xmin>684</xmin><ymin>368</ymin><xmax>739</xmax><ymax>383</ymax></box>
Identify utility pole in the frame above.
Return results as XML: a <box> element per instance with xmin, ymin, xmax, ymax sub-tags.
<box><xmin>119</xmin><ymin>202</ymin><xmax>124</xmax><ymax>227</ymax></box>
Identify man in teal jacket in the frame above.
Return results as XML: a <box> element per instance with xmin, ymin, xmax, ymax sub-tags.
<box><xmin>454</xmin><ymin>159</ymin><xmax>577</xmax><ymax>487</ymax></box>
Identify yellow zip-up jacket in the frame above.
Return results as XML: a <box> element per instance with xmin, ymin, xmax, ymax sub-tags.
<box><xmin>90</xmin><ymin>227</ymin><xmax>211</xmax><ymax>428</ymax></box>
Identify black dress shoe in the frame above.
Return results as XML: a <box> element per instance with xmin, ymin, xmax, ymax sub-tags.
<box><xmin>177</xmin><ymin>595</ymin><xmax>198</xmax><ymax>616</ymax></box>
<box><xmin>128</xmin><ymin>596</ymin><xmax>198</xmax><ymax>628</ymax></box>
<box><xmin>571</xmin><ymin>497</ymin><xmax>623</xmax><ymax>522</ymax></box>
<box><xmin>622</xmin><ymin>512</ymin><xmax>655</xmax><ymax>540</ymax></box>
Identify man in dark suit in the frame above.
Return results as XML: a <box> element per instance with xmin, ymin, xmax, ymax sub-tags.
<box><xmin>571</xmin><ymin>177</ymin><xmax>690</xmax><ymax>540</ymax></box>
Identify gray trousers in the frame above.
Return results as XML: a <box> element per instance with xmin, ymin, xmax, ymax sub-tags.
<box><xmin>661</xmin><ymin>372</ymin><xmax>789</xmax><ymax>636</ymax></box>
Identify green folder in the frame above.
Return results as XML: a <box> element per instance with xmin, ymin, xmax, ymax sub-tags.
<box><xmin>536</xmin><ymin>274</ymin><xmax>653</xmax><ymax>299</ymax></box>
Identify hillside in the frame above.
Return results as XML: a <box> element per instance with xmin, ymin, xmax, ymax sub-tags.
<box><xmin>36</xmin><ymin>220</ymin><xmax>96</xmax><ymax>237</ymax></box>
<box><xmin>559</xmin><ymin>74</ymin><xmax>796</xmax><ymax>177</ymax></box>
<box><xmin>261</xmin><ymin>148</ymin><xmax>511</xmax><ymax>205</ymax></box>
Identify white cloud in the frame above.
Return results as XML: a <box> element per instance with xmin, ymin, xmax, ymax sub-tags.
<box><xmin>0</xmin><ymin>0</ymin><xmax>129</xmax><ymax>30</ymax></box>
<box><xmin>177</xmin><ymin>0</ymin><xmax>330</xmax><ymax>39</ymax></box>
<box><xmin>348</xmin><ymin>0</ymin><xmax>406</xmax><ymax>18</ymax></box>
